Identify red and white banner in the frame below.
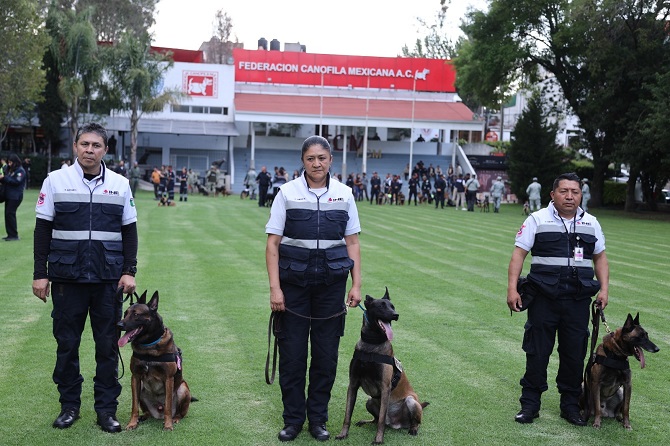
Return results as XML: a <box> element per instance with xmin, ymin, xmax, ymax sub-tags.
<box><xmin>183</xmin><ymin>71</ymin><xmax>218</xmax><ymax>97</ymax></box>
<box><xmin>233</xmin><ymin>49</ymin><xmax>456</xmax><ymax>93</ymax></box>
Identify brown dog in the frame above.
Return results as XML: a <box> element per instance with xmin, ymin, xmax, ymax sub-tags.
<box><xmin>336</xmin><ymin>289</ymin><xmax>428</xmax><ymax>444</ymax></box>
<box><xmin>118</xmin><ymin>291</ymin><xmax>192</xmax><ymax>430</ymax></box>
<box><xmin>581</xmin><ymin>313</ymin><xmax>659</xmax><ymax>430</ymax></box>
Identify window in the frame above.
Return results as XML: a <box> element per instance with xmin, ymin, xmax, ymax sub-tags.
<box><xmin>172</xmin><ymin>105</ymin><xmax>190</xmax><ymax>113</ymax></box>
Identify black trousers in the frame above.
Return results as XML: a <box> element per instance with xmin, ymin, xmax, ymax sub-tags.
<box><xmin>519</xmin><ymin>295</ymin><xmax>590</xmax><ymax>413</ymax></box>
<box><xmin>4</xmin><ymin>197</ymin><xmax>22</xmax><ymax>238</ymax></box>
<box><xmin>259</xmin><ymin>185</ymin><xmax>269</xmax><ymax>207</ymax></box>
<box><xmin>434</xmin><ymin>191</ymin><xmax>445</xmax><ymax>208</ymax></box>
<box><xmin>51</xmin><ymin>282</ymin><xmax>122</xmax><ymax>414</ymax></box>
<box><xmin>408</xmin><ymin>189</ymin><xmax>418</xmax><ymax>204</ymax></box>
<box><xmin>466</xmin><ymin>191</ymin><xmax>477</xmax><ymax>211</ymax></box>
<box><xmin>276</xmin><ymin>280</ymin><xmax>347</xmax><ymax>426</ymax></box>
<box><xmin>370</xmin><ymin>189</ymin><xmax>379</xmax><ymax>204</ymax></box>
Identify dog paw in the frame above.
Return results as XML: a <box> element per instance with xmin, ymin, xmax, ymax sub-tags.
<box><xmin>126</xmin><ymin>423</ymin><xmax>138</xmax><ymax>431</ymax></box>
<box><xmin>408</xmin><ymin>428</ymin><xmax>418</xmax><ymax>436</ymax></box>
<box><xmin>335</xmin><ymin>433</ymin><xmax>348</xmax><ymax>440</ymax></box>
<box><xmin>592</xmin><ymin>422</ymin><xmax>601</xmax><ymax>429</ymax></box>
<box><xmin>163</xmin><ymin>424</ymin><xmax>174</xmax><ymax>431</ymax></box>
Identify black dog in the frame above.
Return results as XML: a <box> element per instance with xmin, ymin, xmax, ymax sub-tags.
<box><xmin>118</xmin><ymin>291</ymin><xmax>192</xmax><ymax>431</ymax></box>
<box><xmin>581</xmin><ymin>313</ymin><xmax>659</xmax><ymax>430</ymax></box>
<box><xmin>336</xmin><ymin>289</ymin><xmax>428</xmax><ymax>445</ymax></box>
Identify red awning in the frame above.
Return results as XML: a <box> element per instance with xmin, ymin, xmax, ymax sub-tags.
<box><xmin>234</xmin><ymin>94</ymin><xmax>474</xmax><ymax>122</ymax></box>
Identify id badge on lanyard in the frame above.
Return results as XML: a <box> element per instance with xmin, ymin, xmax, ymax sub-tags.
<box><xmin>574</xmin><ymin>235</ymin><xmax>583</xmax><ymax>262</ymax></box>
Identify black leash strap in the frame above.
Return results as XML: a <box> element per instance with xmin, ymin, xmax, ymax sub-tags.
<box><xmin>265</xmin><ymin>306</ymin><xmax>348</xmax><ymax>385</ymax></box>
<box><xmin>265</xmin><ymin>312</ymin><xmax>279</xmax><ymax>385</ymax></box>
<box><xmin>116</xmin><ymin>287</ymin><xmax>141</xmax><ymax>380</ymax></box>
<box><xmin>582</xmin><ymin>300</ymin><xmax>606</xmax><ymax>419</ymax></box>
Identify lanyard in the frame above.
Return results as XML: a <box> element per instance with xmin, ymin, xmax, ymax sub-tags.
<box><xmin>559</xmin><ymin>214</ymin><xmax>578</xmax><ymax>268</ymax></box>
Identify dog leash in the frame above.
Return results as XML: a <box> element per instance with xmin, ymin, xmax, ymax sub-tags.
<box><xmin>582</xmin><ymin>300</ymin><xmax>611</xmax><ymax>419</ymax></box>
<box><xmin>265</xmin><ymin>306</ymin><xmax>351</xmax><ymax>385</ymax></box>
<box><xmin>116</xmin><ymin>287</ymin><xmax>141</xmax><ymax>380</ymax></box>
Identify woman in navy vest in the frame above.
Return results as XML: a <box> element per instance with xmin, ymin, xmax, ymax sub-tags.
<box><xmin>266</xmin><ymin>136</ymin><xmax>362</xmax><ymax>442</ymax></box>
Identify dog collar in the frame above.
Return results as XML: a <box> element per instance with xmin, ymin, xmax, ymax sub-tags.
<box><xmin>140</xmin><ymin>336</ymin><xmax>163</xmax><ymax>348</ymax></box>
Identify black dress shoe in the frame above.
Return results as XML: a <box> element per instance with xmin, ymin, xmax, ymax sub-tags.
<box><xmin>278</xmin><ymin>424</ymin><xmax>302</xmax><ymax>442</ymax></box>
<box><xmin>53</xmin><ymin>408</ymin><xmax>80</xmax><ymax>429</ymax></box>
<box><xmin>514</xmin><ymin>409</ymin><xmax>539</xmax><ymax>424</ymax></box>
<box><xmin>97</xmin><ymin>412</ymin><xmax>122</xmax><ymax>433</ymax></box>
<box><xmin>308</xmin><ymin>423</ymin><xmax>330</xmax><ymax>441</ymax></box>
<box><xmin>561</xmin><ymin>411</ymin><xmax>587</xmax><ymax>426</ymax></box>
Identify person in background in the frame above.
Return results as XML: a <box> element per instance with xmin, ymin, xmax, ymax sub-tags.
<box><xmin>581</xmin><ymin>178</ymin><xmax>591</xmax><ymax>212</ymax></box>
<box><xmin>178</xmin><ymin>166</ymin><xmax>188</xmax><ymax>202</ymax></box>
<box><xmin>23</xmin><ymin>157</ymin><xmax>32</xmax><ymax>189</ymax></box>
<box><xmin>407</xmin><ymin>172</ymin><xmax>420</xmax><ymax>206</ymax></box>
<box><xmin>369</xmin><ymin>171</ymin><xmax>381</xmax><ymax>205</ymax></box>
<box><xmin>0</xmin><ymin>154</ymin><xmax>27</xmax><ymax>241</ymax></box>
<box><xmin>526</xmin><ymin>177</ymin><xmax>542</xmax><ymax>212</ymax></box>
<box><xmin>434</xmin><ymin>173</ymin><xmax>447</xmax><ymax>209</ymax></box>
<box><xmin>32</xmin><ymin>122</ymin><xmax>138</xmax><ymax>433</ymax></box>
<box><xmin>507</xmin><ymin>172</ymin><xmax>608</xmax><ymax>427</ymax></box>
<box><xmin>151</xmin><ymin>166</ymin><xmax>162</xmax><ymax>200</ymax></box>
<box><xmin>114</xmin><ymin>160</ymin><xmax>127</xmax><ymax>178</ymax></box>
<box><xmin>128</xmin><ymin>161</ymin><xmax>141</xmax><ymax>196</ymax></box>
<box><xmin>490</xmin><ymin>176</ymin><xmax>506</xmax><ymax>213</ymax></box>
<box><xmin>465</xmin><ymin>173</ymin><xmax>480</xmax><ymax>212</ymax></box>
<box><xmin>453</xmin><ymin>173</ymin><xmax>466</xmax><ymax>210</ymax></box>
<box><xmin>265</xmin><ymin>136</ymin><xmax>361</xmax><ymax>442</ymax></box>
<box><xmin>257</xmin><ymin>166</ymin><xmax>272</xmax><ymax>207</ymax></box>
<box><xmin>244</xmin><ymin>166</ymin><xmax>258</xmax><ymax>200</ymax></box>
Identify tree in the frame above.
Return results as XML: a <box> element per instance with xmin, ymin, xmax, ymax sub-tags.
<box><xmin>76</xmin><ymin>0</ymin><xmax>158</xmax><ymax>41</ymax></box>
<box><xmin>402</xmin><ymin>1</ymin><xmax>456</xmax><ymax>59</ymax></box>
<box><xmin>0</xmin><ymin>0</ymin><xmax>48</xmax><ymax>145</ymax></box>
<box><xmin>100</xmin><ymin>32</ymin><xmax>183</xmax><ymax>165</ymax></box>
<box><xmin>46</xmin><ymin>4</ymin><xmax>100</xmax><ymax>142</ymax></box>
<box><xmin>454</xmin><ymin>0</ymin><xmax>670</xmax><ymax>209</ymax></box>
<box><xmin>201</xmin><ymin>9</ymin><xmax>238</xmax><ymax>64</ymax></box>
<box><xmin>507</xmin><ymin>94</ymin><xmax>566</xmax><ymax>203</ymax></box>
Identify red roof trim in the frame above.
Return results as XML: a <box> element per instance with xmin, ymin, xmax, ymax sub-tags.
<box><xmin>234</xmin><ymin>94</ymin><xmax>474</xmax><ymax>122</ymax></box>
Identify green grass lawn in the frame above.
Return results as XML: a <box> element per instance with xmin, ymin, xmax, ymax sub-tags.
<box><xmin>1</xmin><ymin>189</ymin><xmax>668</xmax><ymax>446</ymax></box>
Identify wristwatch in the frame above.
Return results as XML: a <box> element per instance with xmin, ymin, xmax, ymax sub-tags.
<box><xmin>122</xmin><ymin>266</ymin><xmax>137</xmax><ymax>277</ymax></box>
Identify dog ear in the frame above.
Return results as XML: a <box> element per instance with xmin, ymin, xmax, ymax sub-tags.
<box><xmin>624</xmin><ymin>313</ymin><xmax>635</xmax><ymax>331</ymax></box>
<box><xmin>148</xmin><ymin>291</ymin><xmax>159</xmax><ymax>311</ymax></box>
<box><xmin>365</xmin><ymin>295</ymin><xmax>374</xmax><ymax>305</ymax></box>
<box><xmin>138</xmin><ymin>290</ymin><xmax>147</xmax><ymax>305</ymax></box>
<box><xmin>633</xmin><ymin>313</ymin><xmax>640</xmax><ymax>326</ymax></box>
<box><xmin>383</xmin><ymin>287</ymin><xmax>390</xmax><ymax>300</ymax></box>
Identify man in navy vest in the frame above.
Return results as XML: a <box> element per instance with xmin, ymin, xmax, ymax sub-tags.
<box><xmin>32</xmin><ymin>123</ymin><xmax>138</xmax><ymax>433</ymax></box>
<box><xmin>507</xmin><ymin>172</ymin><xmax>609</xmax><ymax>427</ymax></box>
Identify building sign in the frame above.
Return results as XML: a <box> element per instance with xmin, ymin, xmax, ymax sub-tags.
<box><xmin>183</xmin><ymin>71</ymin><xmax>218</xmax><ymax>97</ymax></box>
<box><xmin>233</xmin><ymin>49</ymin><xmax>456</xmax><ymax>93</ymax></box>
<box><xmin>468</xmin><ymin>155</ymin><xmax>508</xmax><ymax>170</ymax></box>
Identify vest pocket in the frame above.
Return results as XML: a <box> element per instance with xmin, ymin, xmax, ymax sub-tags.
<box><xmin>324</xmin><ymin>247</ymin><xmax>354</xmax><ymax>285</ymax></box>
<box><xmin>278</xmin><ymin>257</ymin><xmax>309</xmax><ymax>286</ymax></box>
<box><xmin>102</xmin><ymin>241</ymin><xmax>124</xmax><ymax>280</ymax></box>
<box><xmin>47</xmin><ymin>239</ymin><xmax>80</xmax><ymax>280</ymax></box>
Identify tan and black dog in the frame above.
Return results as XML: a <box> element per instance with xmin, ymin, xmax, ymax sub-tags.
<box><xmin>118</xmin><ymin>291</ymin><xmax>192</xmax><ymax>431</ymax></box>
<box><xmin>581</xmin><ymin>313</ymin><xmax>659</xmax><ymax>430</ymax></box>
<box><xmin>336</xmin><ymin>289</ymin><xmax>428</xmax><ymax>444</ymax></box>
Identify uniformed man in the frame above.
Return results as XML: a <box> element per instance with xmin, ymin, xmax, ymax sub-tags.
<box><xmin>490</xmin><ymin>176</ymin><xmax>506</xmax><ymax>213</ymax></box>
<box><xmin>128</xmin><ymin>160</ymin><xmax>141</xmax><ymax>196</ymax></box>
<box><xmin>507</xmin><ymin>172</ymin><xmax>609</xmax><ymax>426</ymax></box>
<box><xmin>32</xmin><ymin>122</ymin><xmax>138</xmax><ymax>433</ymax></box>
<box><xmin>526</xmin><ymin>177</ymin><xmax>542</xmax><ymax>211</ymax></box>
